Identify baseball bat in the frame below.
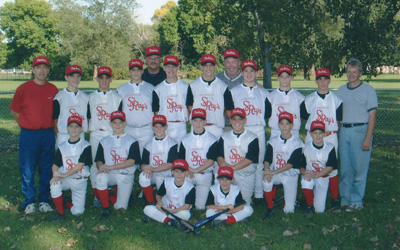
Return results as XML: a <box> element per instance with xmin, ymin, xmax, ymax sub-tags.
<box><xmin>185</xmin><ymin>208</ymin><xmax>230</xmax><ymax>233</ymax></box>
<box><xmin>161</xmin><ymin>207</ymin><xmax>197</xmax><ymax>233</ymax></box>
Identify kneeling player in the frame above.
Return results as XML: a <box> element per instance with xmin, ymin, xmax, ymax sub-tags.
<box><xmin>206</xmin><ymin>166</ymin><xmax>253</xmax><ymax>226</ymax></box>
<box><xmin>301</xmin><ymin>120</ymin><xmax>337</xmax><ymax>217</ymax></box>
<box><xmin>139</xmin><ymin>115</ymin><xmax>178</xmax><ymax>204</ymax></box>
<box><xmin>50</xmin><ymin>115</ymin><xmax>92</xmax><ymax>221</ymax></box>
<box><xmin>95</xmin><ymin>111</ymin><xmax>141</xmax><ymax>219</ymax></box>
<box><xmin>143</xmin><ymin>159</ymin><xmax>195</xmax><ymax>226</ymax></box>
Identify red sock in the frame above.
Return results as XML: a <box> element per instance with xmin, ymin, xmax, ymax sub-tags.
<box><xmin>329</xmin><ymin>176</ymin><xmax>339</xmax><ymax>200</ymax></box>
<box><xmin>264</xmin><ymin>191</ymin><xmax>274</xmax><ymax>209</ymax></box>
<box><xmin>164</xmin><ymin>217</ymin><xmax>171</xmax><ymax>224</ymax></box>
<box><xmin>302</xmin><ymin>189</ymin><xmax>314</xmax><ymax>206</ymax></box>
<box><xmin>93</xmin><ymin>188</ymin><xmax>99</xmax><ymax>199</ymax></box>
<box><xmin>226</xmin><ymin>215</ymin><xmax>236</xmax><ymax>224</ymax></box>
<box><xmin>272</xmin><ymin>186</ymin><xmax>277</xmax><ymax>200</ymax></box>
<box><xmin>65</xmin><ymin>202</ymin><xmax>73</xmax><ymax>210</ymax></box>
<box><xmin>52</xmin><ymin>195</ymin><xmax>65</xmax><ymax>215</ymax></box>
<box><xmin>98</xmin><ymin>189</ymin><xmax>109</xmax><ymax>208</ymax></box>
<box><xmin>142</xmin><ymin>185</ymin><xmax>155</xmax><ymax>203</ymax></box>
<box><xmin>109</xmin><ymin>195</ymin><xmax>117</xmax><ymax>205</ymax></box>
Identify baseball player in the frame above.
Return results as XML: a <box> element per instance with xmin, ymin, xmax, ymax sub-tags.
<box><xmin>50</xmin><ymin>115</ymin><xmax>92</xmax><ymax>221</ymax></box>
<box><xmin>95</xmin><ymin>111</ymin><xmax>141</xmax><ymax>219</ymax></box>
<box><xmin>266</xmin><ymin>65</ymin><xmax>305</xmax><ymax>138</ymax></box>
<box><xmin>300</xmin><ymin>120</ymin><xmax>337</xmax><ymax>217</ymax></box>
<box><xmin>263</xmin><ymin>112</ymin><xmax>304</xmax><ymax>219</ymax></box>
<box><xmin>216</xmin><ymin>108</ymin><xmax>259</xmax><ymax>205</ymax></box>
<box><xmin>206</xmin><ymin>166</ymin><xmax>253</xmax><ymax>226</ymax></box>
<box><xmin>139</xmin><ymin>115</ymin><xmax>178</xmax><ymax>204</ymax></box>
<box><xmin>230</xmin><ymin>60</ymin><xmax>269</xmax><ymax>205</ymax></box>
<box><xmin>117</xmin><ymin>59</ymin><xmax>154</xmax><ymax>153</ymax></box>
<box><xmin>178</xmin><ymin>108</ymin><xmax>219</xmax><ymax>210</ymax></box>
<box><xmin>142</xmin><ymin>46</ymin><xmax>166</xmax><ymax>86</ymax></box>
<box><xmin>53</xmin><ymin>65</ymin><xmax>89</xmax><ymax>146</ymax></box>
<box><xmin>301</xmin><ymin>68</ymin><xmax>342</xmax><ymax>211</ymax></box>
<box><xmin>152</xmin><ymin>55</ymin><xmax>189</xmax><ymax>143</ymax></box>
<box><xmin>143</xmin><ymin>159</ymin><xmax>195</xmax><ymax>226</ymax></box>
<box><xmin>88</xmin><ymin>66</ymin><xmax>122</xmax><ymax>207</ymax></box>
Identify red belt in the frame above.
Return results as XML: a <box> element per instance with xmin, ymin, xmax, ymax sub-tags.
<box><xmin>73</xmin><ymin>177</ymin><xmax>88</xmax><ymax>180</ymax></box>
<box><xmin>325</xmin><ymin>131</ymin><xmax>337</xmax><ymax>137</ymax></box>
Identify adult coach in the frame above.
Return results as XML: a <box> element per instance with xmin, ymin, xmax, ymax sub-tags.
<box><xmin>10</xmin><ymin>56</ymin><xmax>59</xmax><ymax>214</ymax></box>
<box><xmin>142</xmin><ymin>46</ymin><xmax>166</xmax><ymax>86</ymax></box>
<box><xmin>336</xmin><ymin>58</ymin><xmax>378</xmax><ymax>212</ymax></box>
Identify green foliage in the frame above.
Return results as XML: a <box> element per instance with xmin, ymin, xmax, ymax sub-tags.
<box><xmin>155</xmin><ymin>3</ymin><xmax>180</xmax><ymax>56</ymax></box>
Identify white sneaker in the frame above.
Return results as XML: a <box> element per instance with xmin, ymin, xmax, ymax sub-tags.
<box><xmin>345</xmin><ymin>204</ymin><xmax>363</xmax><ymax>212</ymax></box>
<box><xmin>24</xmin><ymin>203</ymin><xmax>36</xmax><ymax>214</ymax></box>
<box><xmin>39</xmin><ymin>202</ymin><xmax>54</xmax><ymax>213</ymax></box>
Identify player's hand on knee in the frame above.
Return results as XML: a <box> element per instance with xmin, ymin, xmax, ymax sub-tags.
<box><xmin>50</xmin><ymin>177</ymin><xmax>61</xmax><ymax>185</ymax></box>
<box><xmin>264</xmin><ymin>174</ymin><xmax>273</xmax><ymax>182</ymax></box>
<box><xmin>143</xmin><ymin>169</ymin><xmax>153</xmax><ymax>178</ymax></box>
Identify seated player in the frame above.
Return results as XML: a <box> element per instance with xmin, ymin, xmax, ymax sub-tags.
<box><xmin>206</xmin><ymin>166</ymin><xmax>253</xmax><ymax>226</ymax></box>
<box><xmin>300</xmin><ymin>120</ymin><xmax>337</xmax><ymax>217</ymax></box>
<box><xmin>139</xmin><ymin>115</ymin><xmax>178</xmax><ymax>204</ymax></box>
<box><xmin>50</xmin><ymin>115</ymin><xmax>92</xmax><ymax>221</ymax></box>
<box><xmin>143</xmin><ymin>159</ymin><xmax>195</xmax><ymax>226</ymax></box>
<box><xmin>95</xmin><ymin>111</ymin><xmax>141</xmax><ymax>219</ymax></box>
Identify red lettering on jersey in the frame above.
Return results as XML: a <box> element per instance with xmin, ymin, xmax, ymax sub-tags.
<box><xmin>96</xmin><ymin>106</ymin><xmax>111</xmax><ymax>120</ymax></box>
<box><xmin>229</xmin><ymin>148</ymin><xmax>244</xmax><ymax>164</ymax></box>
<box><xmin>66</xmin><ymin>159</ymin><xmax>75</xmax><ymax>171</ymax></box>
<box><xmin>201</xmin><ymin>97</ymin><xmax>220</xmax><ymax>111</ymax></box>
<box><xmin>69</xmin><ymin>108</ymin><xmax>85</xmax><ymax>120</ymax></box>
<box><xmin>167</xmin><ymin>200</ymin><xmax>177</xmax><ymax>210</ymax></box>
<box><xmin>152</xmin><ymin>155</ymin><xmax>164</xmax><ymax>167</ymax></box>
<box><xmin>275</xmin><ymin>154</ymin><xmax>286</xmax><ymax>169</ymax></box>
<box><xmin>312</xmin><ymin>162</ymin><xmax>323</xmax><ymax>173</ymax></box>
<box><xmin>167</xmin><ymin>98</ymin><xmax>183</xmax><ymax>113</ymax></box>
<box><xmin>277</xmin><ymin>106</ymin><xmax>297</xmax><ymax>119</ymax></box>
<box><xmin>316</xmin><ymin>110</ymin><xmax>334</xmax><ymax>125</ymax></box>
<box><xmin>127</xmin><ymin>97</ymin><xmax>148</xmax><ymax>111</ymax></box>
<box><xmin>110</xmin><ymin>150</ymin><xmax>126</xmax><ymax>164</ymax></box>
<box><xmin>191</xmin><ymin>151</ymin><xmax>206</xmax><ymax>167</ymax></box>
<box><xmin>243</xmin><ymin>101</ymin><xmax>262</xmax><ymax>116</ymax></box>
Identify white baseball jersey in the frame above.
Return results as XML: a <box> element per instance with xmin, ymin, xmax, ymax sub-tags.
<box><xmin>161</xmin><ymin>177</ymin><xmax>194</xmax><ymax>210</ymax></box>
<box><xmin>117</xmin><ymin>81</ymin><xmax>154</xmax><ymax>127</ymax></box>
<box><xmin>88</xmin><ymin>90</ymin><xmax>122</xmax><ymax>132</ymax></box>
<box><xmin>230</xmin><ymin>84</ymin><xmax>269</xmax><ymax>126</ymax></box>
<box><xmin>304</xmin><ymin>91</ymin><xmax>342</xmax><ymax>132</ymax></box>
<box><xmin>143</xmin><ymin>136</ymin><xmax>177</xmax><ymax>169</ymax></box>
<box><xmin>54</xmin><ymin>88</ymin><xmax>89</xmax><ymax>133</ymax></box>
<box><xmin>267</xmin><ymin>88</ymin><xmax>304</xmax><ymax>131</ymax></box>
<box><xmin>57</xmin><ymin>139</ymin><xmax>91</xmax><ymax>178</ymax></box>
<box><xmin>189</xmin><ymin>77</ymin><xmax>228</xmax><ymax>128</ymax></box>
<box><xmin>154</xmin><ymin>79</ymin><xmax>189</xmax><ymax>122</ymax></box>
<box><xmin>209</xmin><ymin>183</ymin><xmax>241</xmax><ymax>206</ymax></box>
<box><xmin>302</xmin><ymin>141</ymin><xmax>336</xmax><ymax>174</ymax></box>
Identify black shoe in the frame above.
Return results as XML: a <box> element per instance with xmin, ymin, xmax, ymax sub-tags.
<box><xmin>296</xmin><ymin>197</ymin><xmax>307</xmax><ymax>210</ymax></box>
<box><xmin>100</xmin><ymin>208</ymin><xmax>111</xmax><ymax>220</ymax></box>
<box><xmin>254</xmin><ymin>198</ymin><xmax>265</xmax><ymax>206</ymax></box>
<box><xmin>330</xmin><ymin>198</ymin><xmax>341</xmax><ymax>213</ymax></box>
<box><xmin>52</xmin><ymin>213</ymin><xmax>65</xmax><ymax>222</ymax></box>
<box><xmin>142</xmin><ymin>215</ymin><xmax>150</xmax><ymax>223</ymax></box>
<box><xmin>168</xmin><ymin>219</ymin><xmax>179</xmax><ymax>228</ymax></box>
<box><xmin>263</xmin><ymin>208</ymin><xmax>275</xmax><ymax>220</ymax></box>
<box><xmin>303</xmin><ymin>206</ymin><xmax>315</xmax><ymax>217</ymax></box>
<box><xmin>273</xmin><ymin>197</ymin><xmax>284</xmax><ymax>207</ymax></box>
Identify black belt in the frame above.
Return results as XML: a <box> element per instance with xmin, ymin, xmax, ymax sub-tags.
<box><xmin>342</xmin><ymin>123</ymin><xmax>368</xmax><ymax>128</ymax></box>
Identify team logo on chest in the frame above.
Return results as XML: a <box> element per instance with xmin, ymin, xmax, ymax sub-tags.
<box><xmin>277</xmin><ymin>106</ymin><xmax>298</xmax><ymax>119</ymax></box>
<box><xmin>311</xmin><ymin>162</ymin><xmax>323</xmax><ymax>173</ymax></box>
<box><xmin>243</xmin><ymin>100</ymin><xmax>261</xmax><ymax>116</ymax></box>
<box><xmin>201</xmin><ymin>96</ymin><xmax>220</xmax><ymax>111</ymax></box>
<box><xmin>229</xmin><ymin>148</ymin><xmax>244</xmax><ymax>164</ymax></box>
<box><xmin>66</xmin><ymin>159</ymin><xmax>76</xmax><ymax>171</ymax></box>
<box><xmin>167</xmin><ymin>199</ymin><xmax>177</xmax><ymax>210</ymax></box>
<box><xmin>152</xmin><ymin>155</ymin><xmax>165</xmax><ymax>167</ymax></box>
<box><xmin>167</xmin><ymin>98</ymin><xmax>183</xmax><ymax>113</ymax></box>
<box><xmin>191</xmin><ymin>151</ymin><xmax>206</xmax><ymax>167</ymax></box>
<box><xmin>127</xmin><ymin>97</ymin><xmax>148</xmax><ymax>111</ymax></box>
<box><xmin>110</xmin><ymin>150</ymin><xmax>126</xmax><ymax>164</ymax></box>
<box><xmin>316</xmin><ymin>110</ymin><xmax>334</xmax><ymax>125</ymax></box>
<box><xmin>96</xmin><ymin>106</ymin><xmax>111</xmax><ymax>120</ymax></box>
<box><xmin>275</xmin><ymin>154</ymin><xmax>286</xmax><ymax>169</ymax></box>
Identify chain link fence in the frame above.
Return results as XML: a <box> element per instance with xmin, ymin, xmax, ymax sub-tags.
<box><xmin>0</xmin><ymin>89</ymin><xmax>398</xmax><ymax>152</ymax></box>
<box><xmin>0</xmin><ymin>69</ymin><xmax>31</xmax><ymax>81</ymax></box>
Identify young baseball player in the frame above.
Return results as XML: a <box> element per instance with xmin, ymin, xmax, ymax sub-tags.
<box><xmin>205</xmin><ymin>166</ymin><xmax>253</xmax><ymax>226</ymax></box>
<box><xmin>301</xmin><ymin>68</ymin><xmax>342</xmax><ymax>211</ymax></box>
<box><xmin>152</xmin><ymin>55</ymin><xmax>189</xmax><ymax>143</ymax></box>
<box><xmin>266</xmin><ymin>65</ymin><xmax>305</xmax><ymax>138</ymax></box>
<box><xmin>143</xmin><ymin>159</ymin><xmax>195</xmax><ymax>226</ymax></box>
<box><xmin>230</xmin><ymin>60</ymin><xmax>269</xmax><ymax>205</ymax></box>
<box><xmin>95</xmin><ymin>111</ymin><xmax>141</xmax><ymax>219</ymax></box>
<box><xmin>216</xmin><ymin>108</ymin><xmax>259</xmax><ymax>205</ymax></box>
<box><xmin>300</xmin><ymin>120</ymin><xmax>337</xmax><ymax>217</ymax></box>
<box><xmin>178</xmin><ymin>108</ymin><xmax>219</xmax><ymax>210</ymax></box>
<box><xmin>139</xmin><ymin>115</ymin><xmax>178</xmax><ymax>204</ymax></box>
<box><xmin>88</xmin><ymin>66</ymin><xmax>122</xmax><ymax>207</ymax></box>
<box><xmin>53</xmin><ymin>65</ymin><xmax>89</xmax><ymax>146</ymax></box>
<box><xmin>263</xmin><ymin>112</ymin><xmax>304</xmax><ymax>219</ymax></box>
<box><xmin>50</xmin><ymin>115</ymin><xmax>92</xmax><ymax>221</ymax></box>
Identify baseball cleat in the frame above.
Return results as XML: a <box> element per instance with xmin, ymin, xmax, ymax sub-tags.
<box><xmin>39</xmin><ymin>202</ymin><xmax>54</xmax><ymax>213</ymax></box>
<box><xmin>345</xmin><ymin>204</ymin><xmax>363</xmax><ymax>212</ymax></box>
<box><xmin>52</xmin><ymin>213</ymin><xmax>65</xmax><ymax>222</ymax></box>
<box><xmin>24</xmin><ymin>203</ymin><xmax>36</xmax><ymax>215</ymax></box>
<box><xmin>100</xmin><ymin>207</ymin><xmax>111</xmax><ymax>220</ymax></box>
<box><xmin>263</xmin><ymin>208</ymin><xmax>275</xmax><ymax>220</ymax></box>
<box><xmin>330</xmin><ymin>198</ymin><xmax>341</xmax><ymax>213</ymax></box>
<box><xmin>303</xmin><ymin>205</ymin><xmax>315</xmax><ymax>217</ymax></box>
<box><xmin>142</xmin><ymin>216</ymin><xmax>150</xmax><ymax>223</ymax></box>
<box><xmin>167</xmin><ymin>219</ymin><xmax>179</xmax><ymax>228</ymax></box>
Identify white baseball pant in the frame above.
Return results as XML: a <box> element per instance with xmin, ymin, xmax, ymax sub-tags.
<box><xmin>143</xmin><ymin>205</ymin><xmax>191</xmax><ymax>223</ymax></box>
<box><xmin>186</xmin><ymin>172</ymin><xmax>213</xmax><ymax>210</ymax></box>
<box><xmin>233</xmin><ymin>173</ymin><xmax>255</xmax><ymax>205</ymax></box>
<box><xmin>206</xmin><ymin>205</ymin><xmax>253</xmax><ymax>222</ymax></box>
<box><xmin>125</xmin><ymin>124</ymin><xmax>153</xmax><ymax>153</ymax></box>
<box><xmin>263</xmin><ymin>173</ymin><xmax>298</xmax><ymax>213</ymax></box>
<box><xmin>89</xmin><ymin>130</ymin><xmax>112</xmax><ymax>189</ymax></box>
<box><xmin>166</xmin><ymin>122</ymin><xmax>187</xmax><ymax>144</ymax></box>
<box><xmin>301</xmin><ymin>176</ymin><xmax>330</xmax><ymax>213</ymax></box>
<box><xmin>139</xmin><ymin>171</ymin><xmax>172</xmax><ymax>190</ymax></box>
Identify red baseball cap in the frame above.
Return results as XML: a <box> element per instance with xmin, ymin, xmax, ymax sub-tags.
<box><xmin>310</xmin><ymin>120</ymin><xmax>325</xmax><ymax>132</ymax></box>
<box><xmin>110</xmin><ymin>111</ymin><xmax>126</xmax><ymax>121</ymax></box>
<box><xmin>97</xmin><ymin>66</ymin><xmax>112</xmax><ymax>77</ymax></box>
<box><xmin>163</xmin><ymin>55</ymin><xmax>179</xmax><ymax>66</ymax></box>
<box><xmin>278</xmin><ymin>65</ymin><xmax>293</xmax><ymax>76</ymax></box>
<box><xmin>152</xmin><ymin>115</ymin><xmax>167</xmax><ymax>126</ymax></box>
<box><xmin>172</xmin><ymin>159</ymin><xmax>189</xmax><ymax>171</ymax></box>
<box><xmin>67</xmin><ymin>115</ymin><xmax>82</xmax><ymax>127</ymax></box>
<box><xmin>230</xmin><ymin>107</ymin><xmax>246</xmax><ymax>119</ymax></box>
<box><xmin>241</xmin><ymin>60</ymin><xmax>257</xmax><ymax>71</ymax></box>
<box><xmin>32</xmin><ymin>56</ymin><xmax>49</xmax><ymax>67</ymax></box>
<box><xmin>224</xmin><ymin>49</ymin><xmax>240</xmax><ymax>59</ymax></box>
<box><xmin>191</xmin><ymin>108</ymin><xmax>206</xmax><ymax>120</ymax></box>
<box><xmin>316</xmin><ymin>68</ymin><xmax>331</xmax><ymax>79</ymax></box>
<box><xmin>278</xmin><ymin>111</ymin><xmax>293</xmax><ymax>123</ymax></box>
<box><xmin>218</xmin><ymin>166</ymin><xmax>234</xmax><ymax>180</ymax></box>
<box><xmin>65</xmin><ymin>65</ymin><xmax>82</xmax><ymax>76</ymax></box>
<box><xmin>129</xmin><ymin>59</ymin><xmax>143</xmax><ymax>70</ymax></box>
<box><xmin>145</xmin><ymin>46</ymin><xmax>161</xmax><ymax>56</ymax></box>
<box><xmin>201</xmin><ymin>54</ymin><xmax>216</xmax><ymax>65</ymax></box>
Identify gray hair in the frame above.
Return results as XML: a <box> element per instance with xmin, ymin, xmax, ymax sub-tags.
<box><xmin>346</xmin><ymin>58</ymin><xmax>363</xmax><ymax>73</ymax></box>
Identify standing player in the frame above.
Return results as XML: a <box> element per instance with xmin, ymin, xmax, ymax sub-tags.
<box><xmin>88</xmin><ymin>66</ymin><xmax>122</xmax><ymax>207</ymax></box>
<box><xmin>216</xmin><ymin>108</ymin><xmax>259</xmax><ymax>205</ymax></box>
<box><xmin>178</xmin><ymin>108</ymin><xmax>219</xmax><ymax>210</ymax></box>
<box><xmin>143</xmin><ymin>159</ymin><xmax>195</xmax><ymax>227</ymax></box>
<box><xmin>139</xmin><ymin>115</ymin><xmax>178</xmax><ymax>204</ymax></box>
<box><xmin>206</xmin><ymin>166</ymin><xmax>253</xmax><ymax>226</ymax></box>
<box><xmin>50</xmin><ymin>115</ymin><xmax>92</xmax><ymax>221</ymax></box>
<box><xmin>230</xmin><ymin>60</ymin><xmax>269</xmax><ymax>205</ymax></box>
<box><xmin>301</xmin><ymin>68</ymin><xmax>342</xmax><ymax>211</ymax></box>
<box><xmin>142</xmin><ymin>46</ymin><xmax>166</xmax><ymax>86</ymax></box>
<box><xmin>300</xmin><ymin>120</ymin><xmax>337</xmax><ymax>217</ymax></box>
<box><xmin>262</xmin><ymin>112</ymin><xmax>304</xmax><ymax>219</ymax></box>
<box><xmin>10</xmin><ymin>56</ymin><xmax>58</xmax><ymax>214</ymax></box>
<box><xmin>95</xmin><ymin>111</ymin><xmax>141</xmax><ymax>219</ymax></box>
<box><xmin>53</xmin><ymin>65</ymin><xmax>89</xmax><ymax>146</ymax></box>
<box><xmin>152</xmin><ymin>55</ymin><xmax>189</xmax><ymax>143</ymax></box>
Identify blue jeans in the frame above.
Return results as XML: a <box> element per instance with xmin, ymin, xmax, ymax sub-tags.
<box><xmin>19</xmin><ymin>128</ymin><xmax>55</xmax><ymax>207</ymax></box>
<box><xmin>339</xmin><ymin>125</ymin><xmax>372</xmax><ymax>206</ymax></box>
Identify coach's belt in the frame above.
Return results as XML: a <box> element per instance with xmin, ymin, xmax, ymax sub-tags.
<box><xmin>324</xmin><ymin>131</ymin><xmax>337</xmax><ymax>136</ymax></box>
<box><xmin>73</xmin><ymin>177</ymin><xmax>88</xmax><ymax>180</ymax></box>
<box><xmin>342</xmin><ymin>123</ymin><xmax>368</xmax><ymax>128</ymax></box>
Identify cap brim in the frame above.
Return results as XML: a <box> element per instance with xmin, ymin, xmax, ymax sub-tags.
<box><xmin>191</xmin><ymin>116</ymin><xmax>206</xmax><ymax>120</ymax></box>
<box><xmin>146</xmin><ymin>53</ymin><xmax>161</xmax><ymax>57</ymax></box>
<box><xmin>316</xmin><ymin>75</ymin><xmax>330</xmax><ymax>79</ymax></box>
<box><xmin>279</xmin><ymin>118</ymin><xmax>293</xmax><ymax>123</ymax></box>
<box><xmin>68</xmin><ymin>121</ymin><xmax>82</xmax><ymax>127</ymax></box>
<box><xmin>66</xmin><ymin>71</ymin><xmax>82</xmax><ymax>76</ymax></box>
<box><xmin>230</xmin><ymin>114</ymin><xmax>245</xmax><ymax>119</ymax></box>
<box><xmin>278</xmin><ymin>71</ymin><xmax>292</xmax><ymax>76</ymax></box>
<box><xmin>201</xmin><ymin>61</ymin><xmax>215</xmax><ymax>66</ymax></box>
<box><xmin>311</xmin><ymin>128</ymin><xmax>325</xmax><ymax>132</ymax></box>
<box><xmin>129</xmin><ymin>66</ymin><xmax>143</xmax><ymax>70</ymax></box>
<box><xmin>152</xmin><ymin>122</ymin><xmax>166</xmax><ymax>126</ymax></box>
<box><xmin>225</xmin><ymin>56</ymin><xmax>239</xmax><ymax>59</ymax></box>
<box><xmin>217</xmin><ymin>175</ymin><xmax>233</xmax><ymax>180</ymax></box>
<box><xmin>98</xmin><ymin>73</ymin><xmax>112</xmax><ymax>77</ymax></box>
<box><xmin>111</xmin><ymin>117</ymin><xmax>125</xmax><ymax>122</ymax></box>
<box><xmin>172</xmin><ymin>167</ymin><xmax>188</xmax><ymax>172</ymax></box>
<box><xmin>164</xmin><ymin>62</ymin><xmax>179</xmax><ymax>67</ymax></box>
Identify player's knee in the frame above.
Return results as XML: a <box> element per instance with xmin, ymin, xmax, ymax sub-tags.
<box><xmin>50</xmin><ymin>183</ymin><xmax>62</xmax><ymax>198</ymax></box>
<box><xmin>139</xmin><ymin>173</ymin><xmax>150</xmax><ymax>187</ymax></box>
